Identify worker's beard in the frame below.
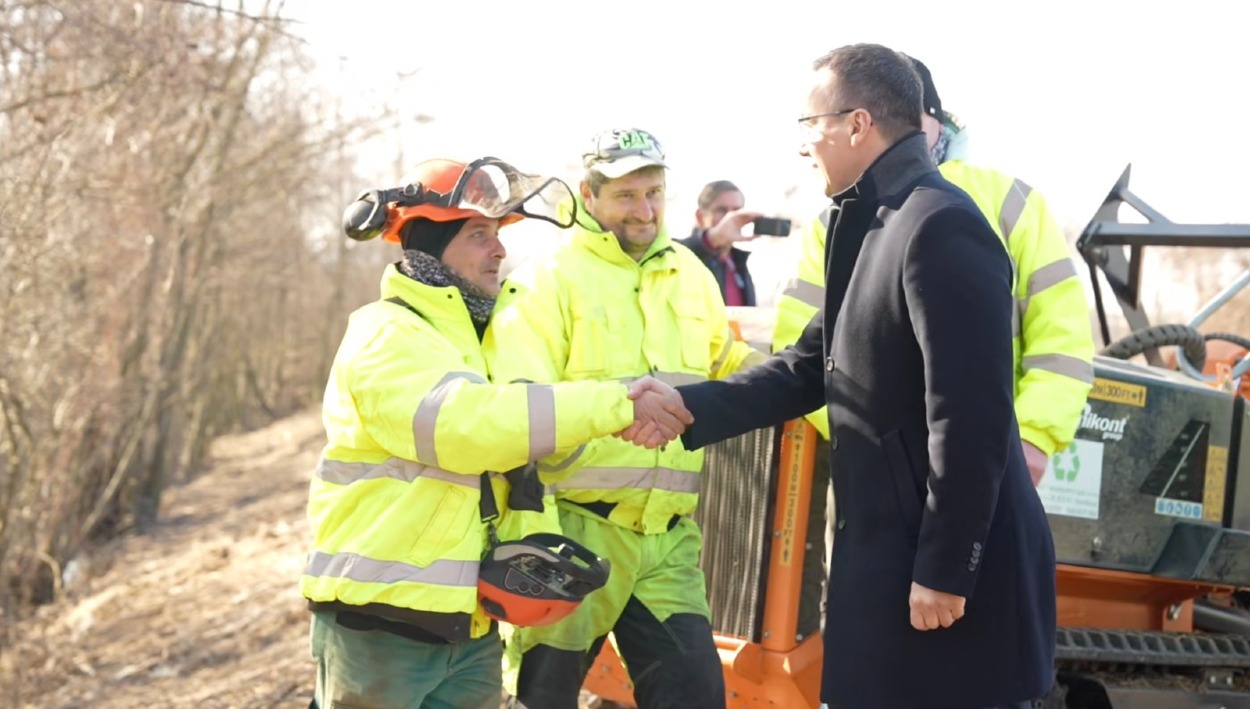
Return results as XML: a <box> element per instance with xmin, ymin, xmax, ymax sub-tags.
<box><xmin>399</xmin><ymin>250</ymin><xmax>496</xmax><ymax>330</ymax></box>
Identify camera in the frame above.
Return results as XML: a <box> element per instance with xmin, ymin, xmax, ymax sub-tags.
<box><xmin>752</xmin><ymin>216</ymin><xmax>792</xmax><ymax>237</ymax></box>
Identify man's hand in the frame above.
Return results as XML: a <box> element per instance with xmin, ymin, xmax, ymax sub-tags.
<box><xmin>1022</xmin><ymin>441</ymin><xmax>1049</xmax><ymax>487</ymax></box>
<box><xmin>909</xmin><ymin>582</ymin><xmax>966</xmax><ymax>631</ymax></box>
<box><xmin>704</xmin><ymin>208</ymin><xmax>765</xmax><ymax>251</ymax></box>
<box><xmin>615</xmin><ymin>377</ymin><xmax>694</xmax><ymax>449</ymax></box>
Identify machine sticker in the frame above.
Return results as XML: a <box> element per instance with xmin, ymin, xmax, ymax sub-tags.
<box><xmin>1154</xmin><ymin>497</ymin><xmax>1203</xmax><ymax>520</ymax></box>
<box><xmin>1078</xmin><ymin>404</ymin><xmax>1130</xmax><ymax>442</ymax></box>
<box><xmin>1203</xmin><ymin>444</ymin><xmax>1228</xmax><ymax>523</ymax></box>
<box><xmin>1038</xmin><ymin>439</ymin><xmax>1104</xmax><ymax>520</ymax></box>
<box><xmin>1140</xmin><ymin>419</ymin><xmax>1210</xmax><ymax>516</ymax></box>
<box><xmin>1088</xmin><ymin>377</ymin><xmax>1148</xmax><ymax>408</ymax></box>
<box><xmin>776</xmin><ymin>424</ymin><xmax>811</xmax><ymax>568</ymax></box>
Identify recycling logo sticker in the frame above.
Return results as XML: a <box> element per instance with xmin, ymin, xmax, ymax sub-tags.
<box><xmin>1038</xmin><ymin>439</ymin><xmax>1104</xmax><ymax>520</ymax></box>
<box><xmin>1052</xmin><ymin>445</ymin><xmax>1080</xmax><ymax>482</ymax></box>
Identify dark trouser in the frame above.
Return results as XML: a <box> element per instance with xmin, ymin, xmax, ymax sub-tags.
<box><xmin>511</xmin><ymin>595</ymin><xmax>725</xmax><ymax>709</ymax></box>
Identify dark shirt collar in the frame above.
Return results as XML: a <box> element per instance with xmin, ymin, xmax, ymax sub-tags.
<box><xmin>832</xmin><ymin>131</ymin><xmax>936</xmax><ymax>208</ymax></box>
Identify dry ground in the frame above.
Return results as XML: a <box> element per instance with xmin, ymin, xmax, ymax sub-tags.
<box><xmin>0</xmin><ymin>410</ymin><xmax>611</xmax><ymax>708</ymax></box>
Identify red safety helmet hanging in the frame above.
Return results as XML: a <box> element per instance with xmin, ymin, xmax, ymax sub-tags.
<box><xmin>477</xmin><ymin>532</ymin><xmax>611</xmax><ymax>627</ymax></box>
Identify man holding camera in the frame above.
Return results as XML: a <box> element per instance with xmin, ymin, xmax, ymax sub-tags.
<box><xmin>676</xmin><ymin>180</ymin><xmax>763</xmax><ymax>307</ymax></box>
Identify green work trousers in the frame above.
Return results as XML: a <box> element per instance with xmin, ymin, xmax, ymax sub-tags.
<box><xmin>310</xmin><ymin>610</ymin><xmax>501</xmax><ymax>709</ymax></box>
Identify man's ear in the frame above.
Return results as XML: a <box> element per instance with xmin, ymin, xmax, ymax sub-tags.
<box><xmin>579</xmin><ymin>181</ymin><xmax>593</xmax><ymax>202</ymax></box>
<box><xmin>848</xmin><ymin>109</ymin><xmax>873</xmax><ymax>148</ymax></box>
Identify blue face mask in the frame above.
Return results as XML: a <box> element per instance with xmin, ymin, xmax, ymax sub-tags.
<box><xmin>929</xmin><ymin>123</ymin><xmax>954</xmax><ymax>166</ymax></box>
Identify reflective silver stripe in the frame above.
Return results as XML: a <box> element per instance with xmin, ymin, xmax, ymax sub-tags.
<box><xmin>999</xmin><ymin>178</ymin><xmax>1033</xmax><ymax>243</ymax></box>
<box><xmin>413</xmin><ymin>371</ymin><xmax>487</xmax><ymax>467</ymax></box>
<box><xmin>614</xmin><ymin>373</ymin><xmax>708</xmax><ymax>387</ymax></box>
<box><xmin>556</xmin><ymin>466</ymin><xmax>702</xmax><ymax>494</ymax></box>
<box><xmin>652</xmin><ymin>371</ymin><xmax>707</xmax><ymax>387</ymax></box>
<box><xmin>782</xmin><ymin>279</ymin><xmax>826</xmax><ymax>309</ymax></box>
<box><xmin>304</xmin><ymin>550</ymin><xmax>478</xmax><ymax>588</ymax></box>
<box><xmin>1021</xmin><ymin>353</ymin><xmax>1095</xmax><ymax>384</ymax></box>
<box><xmin>817</xmin><ymin>206</ymin><xmax>834</xmax><ymax>229</ymax></box>
<box><xmin>709</xmin><ymin>329</ymin><xmax>734</xmax><ymax>373</ymax></box>
<box><xmin>315</xmin><ymin>457</ymin><xmax>478</xmax><ymax>487</ymax></box>
<box><xmin>1012</xmin><ymin>300</ymin><xmax>1022</xmax><ymax>338</ymax></box>
<box><xmin>544</xmin><ymin>484</ymin><xmax>557</xmax><ymax>496</ymax></box>
<box><xmin>1025</xmin><ymin>258</ymin><xmax>1078</xmax><ymax>298</ymax></box>
<box><xmin>527</xmin><ymin>384</ymin><xmax>557</xmax><ymax>460</ymax></box>
<box><xmin>538</xmin><ymin>444</ymin><xmax>586</xmax><ymax>474</ymax></box>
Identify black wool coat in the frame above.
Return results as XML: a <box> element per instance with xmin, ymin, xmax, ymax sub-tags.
<box><xmin>678</xmin><ymin>133</ymin><xmax>1056</xmax><ymax>708</ymax></box>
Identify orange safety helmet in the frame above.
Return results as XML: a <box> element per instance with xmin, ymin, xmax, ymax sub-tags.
<box><xmin>341</xmin><ymin>157</ymin><xmax>576</xmax><ymax>243</ymax></box>
<box><xmin>477</xmin><ymin>533</ymin><xmax>611</xmax><ymax>627</ymax></box>
<box><xmin>382</xmin><ymin>159</ymin><xmax>524</xmax><ymax>243</ymax></box>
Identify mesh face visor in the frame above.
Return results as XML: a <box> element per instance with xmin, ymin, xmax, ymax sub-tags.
<box><xmin>454</xmin><ymin>158</ymin><xmax>575</xmax><ymax>228</ymax></box>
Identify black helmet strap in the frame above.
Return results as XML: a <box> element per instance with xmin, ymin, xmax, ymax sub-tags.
<box><xmin>480</xmin><ymin>473</ymin><xmax>500</xmax><ymax>549</ymax></box>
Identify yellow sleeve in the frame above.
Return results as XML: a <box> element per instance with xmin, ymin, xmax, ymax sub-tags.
<box><xmin>1008</xmin><ymin>189</ymin><xmax>1095</xmax><ymax>456</ymax></box>
<box><xmin>347</xmin><ymin>317</ymin><xmax>632</xmax><ymax>476</ymax></box>
<box><xmin>770</xmin><ymin>207</ymin><xmax>831</xmax><ymax>438</ymax></box>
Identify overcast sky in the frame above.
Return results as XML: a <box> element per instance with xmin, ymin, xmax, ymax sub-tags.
<box><xmin>283</xmin><ymin>0</ymin><xmax>1250</xmax><ymax>304</ymax></box>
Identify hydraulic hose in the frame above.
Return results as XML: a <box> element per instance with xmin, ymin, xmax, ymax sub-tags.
<box><xmin>1099</xmin><ymin>324</ymin><xmax>1207</xmax><ymax>371</ymax></box>
<box><xmin>1193</xmin><ymin>598</ymin><xmax>1250</xmax><ymax>636</ymax></box>
<box><xmin>1204</xmin><ymin>331</ymin><xmax>1250</xmax><ymax>352</ymax></box>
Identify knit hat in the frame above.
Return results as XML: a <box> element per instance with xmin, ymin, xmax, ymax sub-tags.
<box><xmin>399</xmin><ymin>217</ymin><xmax>468</xmax><ymax>259</ymax></box>
<box><xmin>907</xmin><ymin>56</ymin><xmax>944</xmax><ymax>120</ymax></box>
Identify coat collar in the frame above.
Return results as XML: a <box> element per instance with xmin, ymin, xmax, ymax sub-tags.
<box><xmin>832</xmin><ymin>131</ymin><xmax>936</xmax><ymax>209</ymax></box>
<box><xmin>379</xmin><ymin>263</ymin><xmax>470</xmax><ymax>322</ymax></box>
<box><xmin>682</xmin><ymin>229</ymin><xmax>750</xmax><ymax>264</ymax></box>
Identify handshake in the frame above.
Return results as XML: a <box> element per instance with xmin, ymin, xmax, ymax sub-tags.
<box><xmin>615</xmin><ymin>377</ymin><xmax>695</xmax><ymax>449</ymax></box>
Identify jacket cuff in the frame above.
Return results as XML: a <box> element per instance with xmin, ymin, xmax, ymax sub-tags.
<box><xmin>912</xmin><ymin>538</ymin><xmax>982</xmax><ymax>600</ymax></box>
<box><xmin>1019</xmin><ymin>424</ymin><xmax>1060</xmax><ymax>458</ymax></box>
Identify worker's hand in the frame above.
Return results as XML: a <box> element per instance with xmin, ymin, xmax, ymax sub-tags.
<box><xmin>704</xmin><ymin>209</ymin><xmax>765</xmax><ymax>250</ymax></box>
<box><xmin>909</xmin><ymin>582</ymin><xmax>966</xmax><ymax>631</ymax></box>
<box><xmin>616</xmin><ymin>377</ymin><xmax>694</xmax><ymax>449</ymax></box>
<box><xmin>1022</xmin><ymin>441</ymin><xmax>1049</xmax><ymax>487</ymax></box>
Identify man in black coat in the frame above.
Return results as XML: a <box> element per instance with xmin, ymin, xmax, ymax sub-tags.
<box><xmin>626</xmin><ymin>44</ymin><xmax>1056</xmax><ymax>708</ymax></box>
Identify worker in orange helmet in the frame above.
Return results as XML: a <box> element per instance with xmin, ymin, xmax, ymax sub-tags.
<box><xmin>302</xmin><ymin>156</ymin><xmax>694</xmax><ymax>709</ymax></box>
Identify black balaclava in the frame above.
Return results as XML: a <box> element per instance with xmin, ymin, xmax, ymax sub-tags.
<box><xmin>397</xmin><ymin>217</ymin><xmax>497</xmax><ymax>338</ymax></box>
<box><xmin>399</xmin><ymin>216</ymin><xmax>465</xmax><ymax>259</ymax></box>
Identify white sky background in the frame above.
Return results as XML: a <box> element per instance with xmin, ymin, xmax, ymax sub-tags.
<box><xmin>284</xmin><ymin>0</ymin><xmax>1250</xmax><ymax>306</ymax></box>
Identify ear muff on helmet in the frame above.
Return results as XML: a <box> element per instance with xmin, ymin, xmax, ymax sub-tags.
<box><xmin>477</xmin><ymin>532</ymin><xmax>611</xmax><ymax>627</ymax></box>
<box><xmin>342</xmin><ymin>190</ymin><xmax>390</xmax><ymax>242</ymax></box>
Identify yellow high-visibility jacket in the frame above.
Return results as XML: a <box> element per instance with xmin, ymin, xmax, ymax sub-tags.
<box><xmin>301</xmin><ymin>264</ymin><xmax>634</xmax><ymax>640</ymax></box>
<box><xmin>773</xmin><ymin>159</ymin><xmax>1095</xmax><ymax>457</ymax></box>
<box><xmin>485</xmin><ymin>203</ymin><xmax>762</xmax><ymax>535</ymax></box>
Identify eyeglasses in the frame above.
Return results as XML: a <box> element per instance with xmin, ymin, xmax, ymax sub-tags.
<box><xmin>797</xmin><ymin>108</ymin><xmax>860</xmax><ymax>144</ymax></box>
